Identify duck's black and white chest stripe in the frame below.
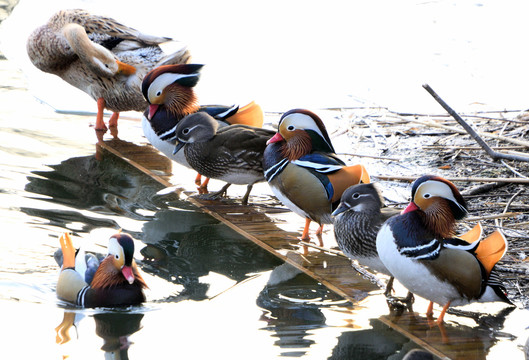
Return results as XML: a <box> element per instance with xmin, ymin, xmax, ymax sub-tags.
<box><xmin>141</xmin><ymin>108</ymin><xmax>189</xmax><ymax>166</ymax></box>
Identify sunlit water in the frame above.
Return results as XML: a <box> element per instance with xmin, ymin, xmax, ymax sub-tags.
<box><xmin>2</xmin><ymin>1</ymin><xmax>529</xmax><ymax>358</ymax></box>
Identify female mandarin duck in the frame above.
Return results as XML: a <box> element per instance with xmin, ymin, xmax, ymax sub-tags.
<box><xmin>263</xmin><ymin>109</ymin><xmax>370</xmax><ymax>245</ymax></box>
<box><xmin>26</xmin><ymin>9</ymin><xmax>190</xmax><ymax>133</ymax></box>
<box><xmin>56</xmin><ymin>232</ymin><xmax>147</xmax><ymax>307</ymax></box>
<box><xmin>332</xmin><ymin>183</ymin><xmax>407</xmax><ymax>299</ymax></box>
<box><xmin>376</xmin><ymin>175</ymin><xmax>513</xmax><ymax>324</ymax></box>
<box><xmin>141</xmin><ymin>63</ymin><xmax>264</xmax><ymax>193</ymax></box>
<box><xmin>172</xmin><ymin>112</ymin><xmax>275</xmax><ymax>205</ymax></box>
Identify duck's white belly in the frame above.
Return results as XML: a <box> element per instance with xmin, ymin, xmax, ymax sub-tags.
<box><xmin>376</xmin><ymin>224</ymin><xmax>467</xmax><ymax>306</ymax></box>
<box><xmin>141</xmin><ymin>115</ymin><xmax>190</xmax><ymax>167</ymax></box>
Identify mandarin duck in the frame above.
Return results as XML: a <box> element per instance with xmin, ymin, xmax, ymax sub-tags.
<box><xmin>56</xmin><ymin>232</ymin><xmax>147</xmax><ymax>307</ymax></box>
<box><xmin>332</xmin><ymin>183</ymin><xmax>409</xmax><ymax>301</ymax></box>
<box><xmin>141</xmin><ymin>63</ymin><xmax>264</xmax><ymax>193</ymax></box>
<box><xmin>172</xmin><ymin>112</ymin><xmax>275</xmax><ymax>205</ymax></box>
<box><xmin>263</xmin><ymin>109</ymin><xmax>370</xmax><ymax>246</ymax></box>
<box><xmin>376</xmin><ymin>175</ymin><xmax>513</xmax><ymax>324</ymax></box>
<box><xmin>26</xmin><ymin>9</ymin><xmax>190</xmax><ymax>133</ymax></box>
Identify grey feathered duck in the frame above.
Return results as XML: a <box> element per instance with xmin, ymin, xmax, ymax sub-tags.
<box><xmin>26</xmin><ymin>9</ymin><xmax>190</xmax><ymax>133</ymax></box>
<box><xmin>333</xmin><ymin>183</ymin><xmax>400</xmax><ymax>273</ymax></box>
<box><xmin>173</xmin><ymin>112</ymin><xmax>275</xmax><ymax>205</ymax></box>
<box><xmin>332</xmin><ymin>183</ymin><xmax>411</xmax><ymax>302</ymax></box>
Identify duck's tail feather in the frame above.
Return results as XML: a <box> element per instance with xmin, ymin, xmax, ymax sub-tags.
<box><xmin>59</xmin><ymin>233</ymin><xmax>76</xmax><ymax>269</ymax></box>
<box><xmin>476</xmin><ymin>230</ymin><xmax>508</xmax><ymax>276</ymax></box>
<box><xmin>225</xmin><ymin>101</ymin><xmax>264</xmax><ymax>127</ymax></box>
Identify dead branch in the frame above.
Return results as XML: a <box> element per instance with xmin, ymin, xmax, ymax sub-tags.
<box><xmin>373</xmin><ymin>175</ymin><xmax>529</xmax><ymax>184</ymax></box>
<box><xmin>398</xmin><ymin>114</ymin><xmax>529</xmax><ymax>148</ymax></box>
<box><xmin>422</xmin><ymin>145</ymin><xmax>526</xmax><ymax>151</ymax></box>
<box><xmin>422</xmin><ymin>84</ymin><xmax>529</xmax><ymax>162</ymax></box>
<box><xmin>461</xmin><ymin>182</ymin><xmax>507</xmax><ymax>196</ymax></box>
<box><xmin>500</xmin><ymin>160</ymin><xmax>528</xmax><ymax>178</ymax></box>
<box><xmin>495</xmin><ymin>265</ymin><xmax>529</xmax><ymax>275</ymax></box>
<box><xmin>465</xmin><ymin>212</ymin><xmax>521</xmax><ymax>222</ymax></box>
<box><xmin>496</xmin><ymin>189</ymin><xmax>524</xmax><ymax>228</ymax></box>
<box><xmin>337</xmin><ymin>152</ymin><xmax>401</xmax><ymax>161</ymax></box>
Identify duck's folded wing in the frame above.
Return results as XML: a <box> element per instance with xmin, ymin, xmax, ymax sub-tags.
<box><xmin>293</xmin><ymin>153</ymin><xmax>345</xmax><ymax>172</ymax></box>
<box><xmin>81</xmin><ymin>12</ymin><xmax>171</xmax><ymax>45</ymax></box>
<box><xmin>56</xmin><ymin>269</ymin><xmax>89</xmax><ymax>304</ymax></box>
<box><xmin>200</xmin><ymin>105</ymin><xmax>239</xmax><ymax>121</ymax></box>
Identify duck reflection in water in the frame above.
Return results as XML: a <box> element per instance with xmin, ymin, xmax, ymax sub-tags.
<box><xmin>55</xmin><ymin>310</ymin><xmax>144</xmax><ymax>360</ymax></box>
<box><xmin>256</xmin><ymin>262</ymin><xmax>349</xmax><ymax>357</ymax></box>
<box><xmin>140</xmin><ymin>208</ymin><xmax>282</xmax><ymax>301</ymax></box>
<box><xmin>23</xmin><ymin>150</ymin><xmax>168</xmax><ymax>231</ymax></box>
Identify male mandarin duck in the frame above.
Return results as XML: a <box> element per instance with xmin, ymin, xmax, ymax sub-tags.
<box><xmin>376</xmin><ymin>175</ymin><xmax>513</xmax><ymax>324</ymax></box>
<box><xmin>172</xmin><ymin>112</ymin><xmax>275</xmax><ymax>205</ymax></box>
<box><xmin>332</xmin><ymin>183</ymin><xmax>408</xmax><ymax>299</ymax></box>
<box><xmin>26</xmin><ymin>9</ymin><xmax>191</xmax><ymax>133</ymax></box>
<box><xmin>141</xmin><ymin>63</ymin><xmax>263</xmax><ymax>193</ymax></box>
<box><xmin>56</xmin><ymin>232</ymin><xmax>147</xmax><ymax>307</ymax></box>
<box><xmin>263</xmin><ymin>109</ymin><xmax>370</xmax><ymax>245</ymax></box>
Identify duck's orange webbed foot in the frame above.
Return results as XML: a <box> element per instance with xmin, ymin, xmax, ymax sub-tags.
<box><xmin>197</xmin><ymin>177</ymin><xmax>210</xmax><ymax>194</ymax></box>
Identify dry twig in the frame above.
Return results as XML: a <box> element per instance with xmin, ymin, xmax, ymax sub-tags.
<box><xmin>423</xmin><ymin>84</ymin><xmax>529</xmax><ymax>162</ymax></box>
<box><xmin>496</xmin><ymin>189</ymin><xmax>524</xmax><ymax>228</ymax></box>
<box><xmin>374</xmin><ymin>175</ymin><xmax>529</xmax><ymax>184</ymax></box>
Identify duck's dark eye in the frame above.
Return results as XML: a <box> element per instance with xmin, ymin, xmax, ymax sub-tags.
<box><xmin>352</xmin><ymin>193</ymin><xmax>360</xmax><ymax>199</ymax></box>
<box><xmin>156</xmin><ymin>91</ymin><xmax>161</xmax><ymax>97</ymax></box>
<box><xmin>423</xmin><ymin>193</ymin><xmax>431</xmax><ymax>199</ymax></box>
<box><xmin>183</xmin><ymin>128</ymin><xmax>190</xmax><ymax>135</ymax></box>
<box><xmin>287</xmin><ymin>125</ymin><xmax>295</xmax><ymax>131</ymax></box>
<box><xmin>115</xmin><ymin>254</ymin><xmax>119</xmax><ymax>260</ymax></box>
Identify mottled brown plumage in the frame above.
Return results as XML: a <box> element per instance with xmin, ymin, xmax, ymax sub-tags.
<box><xmin>173</xmin><ymin>112</ymin><xmax>275</xmax><ymax>204</ymax></box>
<box><xmin>27</xmin><ymin>9</ymin><xmax>190</xmax><ymax>131</ymax></box>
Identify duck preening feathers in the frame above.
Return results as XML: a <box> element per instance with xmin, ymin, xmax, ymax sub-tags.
<box><xmin>27</xmin><ymin>9</ymin><xmax>190</xmax><ymax>133</ymax></box>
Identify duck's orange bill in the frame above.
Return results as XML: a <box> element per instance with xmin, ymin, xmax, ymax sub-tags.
<box><xmin>59</xmin><ymin>233</ymin><xmax>76</xmax><ymax>269</ymax></box>
<box><xmin>116</xmin><ymin>60</ymin><xmax>136</xmax><ymax>75</ymax></box>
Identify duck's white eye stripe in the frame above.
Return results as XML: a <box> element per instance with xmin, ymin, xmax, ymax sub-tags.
<box><xmin>417</xmin><ymin>181</ymin><xmax>457</xmax><ymax>204</ymax></box>
<box><xmin>282</xmin><ymin>113</ymin><xmax>325</xmax><ymax>138</ymax></box>
<box><xmin>148</xmin><ymin>73</ymin><xmax>194</xmax><ymax>101</ymax></box>
<box><xmin>108</xmin><ymin>237</ymin><xmax>121</xmax><ymax>256</ymax></box>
